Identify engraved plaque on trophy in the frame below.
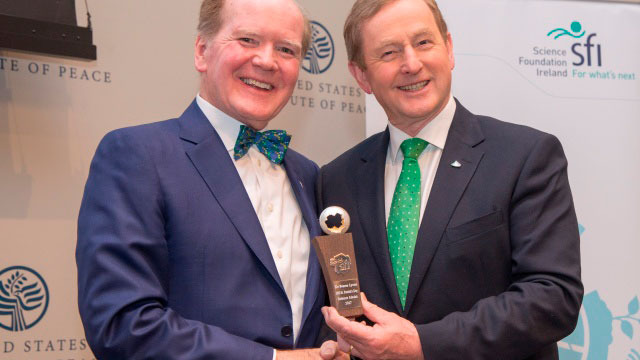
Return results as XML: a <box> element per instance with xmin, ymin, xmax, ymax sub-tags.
<box><xmin>312</xmin><ymin>206</ymin><xmax>363</xmax><ymax>318</ymax></box>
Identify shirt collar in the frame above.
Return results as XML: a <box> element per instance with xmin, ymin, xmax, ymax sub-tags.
<box><xmin>388</xmin><ymin>95</ymin><xmax>456</xmax><ymax>162</ymax></box>
<box><xmin>196</xmin><ymin>94</ymin><xmax>242</xmax><ymax>152</ymax></box>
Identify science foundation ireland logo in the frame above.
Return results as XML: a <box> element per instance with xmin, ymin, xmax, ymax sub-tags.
<box><xmin>302</xmin><ymin>21</ymin><xmax>335</xmax><ymax>75</ymax></box>
<box><xmin>0</xmin><ymin>266</ymin><xmax>49</xmax><ymax>332</ymax></box>
<box><xmin>547</xmin><ymin>21</ymin><xmax>586</xmax><ymax>40</ymax></box>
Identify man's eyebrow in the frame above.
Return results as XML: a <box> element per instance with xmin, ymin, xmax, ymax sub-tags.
<box><xmin>232</xmin><ymin>28</ymin><xmax>302</xmax><ymax>52</ymax></box>
<box><xmin>280</xmin><ymin>40</ymin><xmax>302</xmax><ymax>52</ymax></box>
<box><xmin>373</xmin><ymin>39</ymin><xmax>401</xmax><ymax>52</ymax></box>
<box><xmin>232</xmin><ymin>29</ymin><xmax>260</xmax><ymax>38</ymax></box>
<box><xmin>411</xmin><ymin>29</ymin><xmax>437</xmax><ymax>40</ymax></box>
<box><xmin>372</xmin><ymin>29</ymin><xmax>437</xmax><ymax>52</ymax></box>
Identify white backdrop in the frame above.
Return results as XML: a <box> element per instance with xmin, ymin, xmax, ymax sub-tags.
<box><xmin>366</xmin><ymin>0</ymin><xmax>640</xmax><ymax>358</ymax></box>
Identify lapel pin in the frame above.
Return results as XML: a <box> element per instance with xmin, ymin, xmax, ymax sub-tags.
<box><xmin>450</xmin><ymin>160</ymin><xmax>462</xmax><ymax>168</ymax></box>
<box><xmin>299</xmin><ymin>181</ymin><xmax>304</xmax><ymax>189</ymax></box>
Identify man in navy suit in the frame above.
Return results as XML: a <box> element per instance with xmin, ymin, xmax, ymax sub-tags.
<box><xmin>76</xmin><ymin>0</ymin><xmax>339</xmax><ymax>358</ymax></box>
<box><xmin>318</xmin><ymin>0</ymin><xmax>583</xmax><ymax>359</ymax></box>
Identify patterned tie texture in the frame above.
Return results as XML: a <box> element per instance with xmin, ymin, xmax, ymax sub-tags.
<box><xmin>387</xmin><ymin>138</ymin><xmax>428</xmax><ymax>309</ymax></box>
<box><xmin>233</xmin><ymin>125</ymin><xmax>291</xmax><ymax>164</ymax></box>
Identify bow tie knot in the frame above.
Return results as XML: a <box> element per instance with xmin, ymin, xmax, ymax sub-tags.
<box><xmin>233</xmin><ymin>125</ymin><xmax>291</xmax><ymax>164</ymax></box>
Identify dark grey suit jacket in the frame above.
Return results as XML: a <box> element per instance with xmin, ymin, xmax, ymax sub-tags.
<box><xmin>317</xmin><ymin>100</ymin><xmax>583</xmax><ymax>359</ymax></box>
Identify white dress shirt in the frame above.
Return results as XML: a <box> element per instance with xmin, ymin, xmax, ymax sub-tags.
<box><xmin>384</xmin><ymin>95</ymin><xmax>456</xmax><ymax>225</ymax></box>
<box><xmin>196</xmin><ymin>95</ymin><xmax>310</xmax><ymax>347</ymax></box>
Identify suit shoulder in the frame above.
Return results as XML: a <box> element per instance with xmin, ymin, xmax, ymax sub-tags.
<box><xmin>102</xmin><ymin>118</ymin><xmax>180</xmax><ymax>144</ymax></box>
<box><xmin>96</xmin><ymin>118</ymin><xmax>181</xmax><ymax>154</ymax></box>
<box><xmin>322</xmin><ymin>131</ymin><xmax>386</xmax><ymax>172</ymax></box>
<box><xmin>475</xmin><ymin>115</ymin><xmax>560</xmax><ymax>148</ymax></box>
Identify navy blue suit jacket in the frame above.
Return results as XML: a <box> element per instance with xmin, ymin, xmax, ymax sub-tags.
<box><xmin>77</xmin><ymin>100</ymin><xmax>324</xmax><ymax>359</ymax></box>
<box><xmin>317</xmin><ymin>100</ymin><xmax>583</xmax><ymax>359</ymax></box>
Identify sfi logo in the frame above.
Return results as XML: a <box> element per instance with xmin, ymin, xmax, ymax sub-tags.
<box><xmin>548</xmin><ymin>21</ymin><xmax>602</xmax><ymax>67</ymax></box>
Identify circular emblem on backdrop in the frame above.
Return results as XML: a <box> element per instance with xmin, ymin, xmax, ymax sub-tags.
<box><xmin>302</xmin><ymin>21</ymin><xmax>335</xmax><ymax>75</ymax></box>
<box><xmin>558</xmin><ymin>290</ymin><xmax>640</xmax><ymax>360</ymax></box>
<box><xmin>319</xmin><ymin>206</ymin><xmax>350</xmax><ymax>235</ymax></box>
<box><xmin>0</xmin><ymin>266</ymin><xmax>49</xmax><ymax>332</ymax></box>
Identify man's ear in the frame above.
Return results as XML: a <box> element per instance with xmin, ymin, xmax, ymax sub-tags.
<box><xmin>348</xmin><ymin>62</ymin><xmax>372</xmax><ymax>94</ymax></box>
<box><xmin>445</xmin><ymin>32</ymin><xmax>455</xmax><ymax>70</ymax></box>
<box><xmin>194</xmin><ymin>35</ymin><xmax>208</xmax><ymax>73</ymax></box>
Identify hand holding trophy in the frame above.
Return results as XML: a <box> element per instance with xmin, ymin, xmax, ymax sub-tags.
<box><xmin>313</xmin><ymin>206</ymin><xmax>363</xmax><ymax>319</ymax></box>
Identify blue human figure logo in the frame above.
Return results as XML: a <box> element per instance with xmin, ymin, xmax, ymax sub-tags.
<box><xmin>548</xmin><ymin>21</ymin><xmax>586</xmax><ymax>39</ymax></box>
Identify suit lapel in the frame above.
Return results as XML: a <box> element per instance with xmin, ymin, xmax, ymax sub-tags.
<box><xmin>178</xmin><ymin>101</ymin><xmax>285</xmax><ymax>292</ymax></box>
<box><xmin>282</xmin><ymin>155</ymin><xmax>322</xmax><ymax>342</ymax></box>
<box><xmin>404</xmin><ymin>101</ymin><xmax>485</xmax><ymax>314</ymax></box>
<box><xmin>354</xmin><ymin>130</ymin><xmax>404</xmax><ymax>313</ymax></box>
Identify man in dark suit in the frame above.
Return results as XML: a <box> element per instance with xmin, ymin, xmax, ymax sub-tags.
<box><xmin>318</xmin><ymin>0</ymin><xmax>583</xmax><ymax>359</ymax></box>
<box><xmin>76</xmin><ymin>0</ymin><xmax>338</xmax><ymax>358</ymax></box>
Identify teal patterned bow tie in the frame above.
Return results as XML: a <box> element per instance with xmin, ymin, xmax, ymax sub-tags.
<box><xmin>233</xmin><ymin>125</ymin><xmax>291</xmax><ymax>164</ymax></box>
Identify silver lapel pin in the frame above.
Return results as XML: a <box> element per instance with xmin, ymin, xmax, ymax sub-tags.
<box><xmin>450</xmin><ymin>160</ymin><xmax>462</xmax><ymax>168</ymax></box>
<box><xmin>299</xmin><ymin>181</ymin><xmax>304</xmax><ymax>189</ymax></box>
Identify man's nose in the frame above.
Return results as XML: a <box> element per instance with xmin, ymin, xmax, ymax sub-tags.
<box><xmin>252</xmin><ymin>46</ymin><xmax>278</xmax><ymax>71</ymax></box>
<box><xmin>400</xmin><ymin>47</ymin><xmax>422</xmax><ymax>74</ymax></box>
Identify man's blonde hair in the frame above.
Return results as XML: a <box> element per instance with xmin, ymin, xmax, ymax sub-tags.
<box><xmin>197</xmin><ymin>0</ymin><xmax>312</xmax><ymax>58</ymax></box>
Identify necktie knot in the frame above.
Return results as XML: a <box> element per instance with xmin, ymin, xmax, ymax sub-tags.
<box><xmin>233</xmin><ymin>125</ymin><xmax>291</xmax><ymax>164</ymax></box>
<box><xmin>400</xmin><ymin>138</ymin><xmax>428</xmax><ymax>160</ymax></box>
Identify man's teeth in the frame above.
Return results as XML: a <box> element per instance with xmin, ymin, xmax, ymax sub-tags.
<box><xmin>242</xmin><ymin>78</ymin><xmax>273</xmax><ymax>90</ymax></box>
<box><xmin>399</xmin><ymin>81</ymin><xmax>428</xmax><ymax>91</ymax></box>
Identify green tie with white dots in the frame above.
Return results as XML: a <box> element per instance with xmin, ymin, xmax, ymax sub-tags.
<box><xmin>387</xmin><ymin>138</ymin><xmax>428</xmax><ymax>309</ymax></box>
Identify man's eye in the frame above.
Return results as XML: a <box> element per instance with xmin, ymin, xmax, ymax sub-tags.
<box><xmin>417</xmin><ymin>39</ymin><xmax>430</xmax><ymax>46</ymax></box>
<box><xmin>279</xmin><ymin>47</ymin><xmax>294</xmax><ymax>55</ymax></box>
<box><xmin>239</xmin><ymin>37</ymin><xmax>256</xmax><ymax>44</ymax></box>
<box><xmin>381</xmin><ymin>50</ymin><xmax>396</xmax><ymax>59</ymax></box>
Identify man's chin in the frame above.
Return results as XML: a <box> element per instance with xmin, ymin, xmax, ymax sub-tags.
<box><xmin>235</xmin><ymin>112</ymin><xmax>277</xmax><ymax>130</ymax></box>
<box><xmin>400</xmin><ymin>98</ymin><xmax>448</xmax><ymax>120</ymax></box>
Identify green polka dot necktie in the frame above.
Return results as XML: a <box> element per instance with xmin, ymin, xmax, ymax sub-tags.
<box><xmin>387</xmin><ymin>138</ymin><xmax>428</xmax><ymax>309</ymax></box>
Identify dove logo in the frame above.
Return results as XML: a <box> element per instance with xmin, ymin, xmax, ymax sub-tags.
<box><xmin>558</xmin><ymin>291</ymin><xmax>640</xmax><ymax>360</ymax></box>
<box><xmin>0</xmin><ymin>266</ymin><xmax>49</xmax><ymax>332</ymax></box>
<box><xmin>302</xmin><ymin>21</ymin><xmax>335</xmax><ymax>75</ymax></box>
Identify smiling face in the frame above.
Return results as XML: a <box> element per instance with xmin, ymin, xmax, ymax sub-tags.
<box><xmin>349</xmin><ymin>0</ymin><xmax>454</xmax><ymax>136</ymax></box>
<box><xmin>194</xmin><ymin>0</ymin><xmax>304</xmax><ymax>130</ymax></box>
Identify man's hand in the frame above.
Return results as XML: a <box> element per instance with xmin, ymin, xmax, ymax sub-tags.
<box><xmin>321</xmin><ymin>293</ymin><xmax>424</xmax><ymax>360</ymax></box>
<box><xmin>319</xmin><ymin>340</ymin><xmax>351</xmax><ymax>360</ymax></box>
<box><xmin>276</xmin><ymin>345</ymin><xmax>349</xmax><ymax>360</ymax></box>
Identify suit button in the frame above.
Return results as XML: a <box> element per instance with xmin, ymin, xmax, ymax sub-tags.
<box><xmin>281</xmin><ymin>325</ymin><xmax>293</xmax><ymax>337</ymax></box>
